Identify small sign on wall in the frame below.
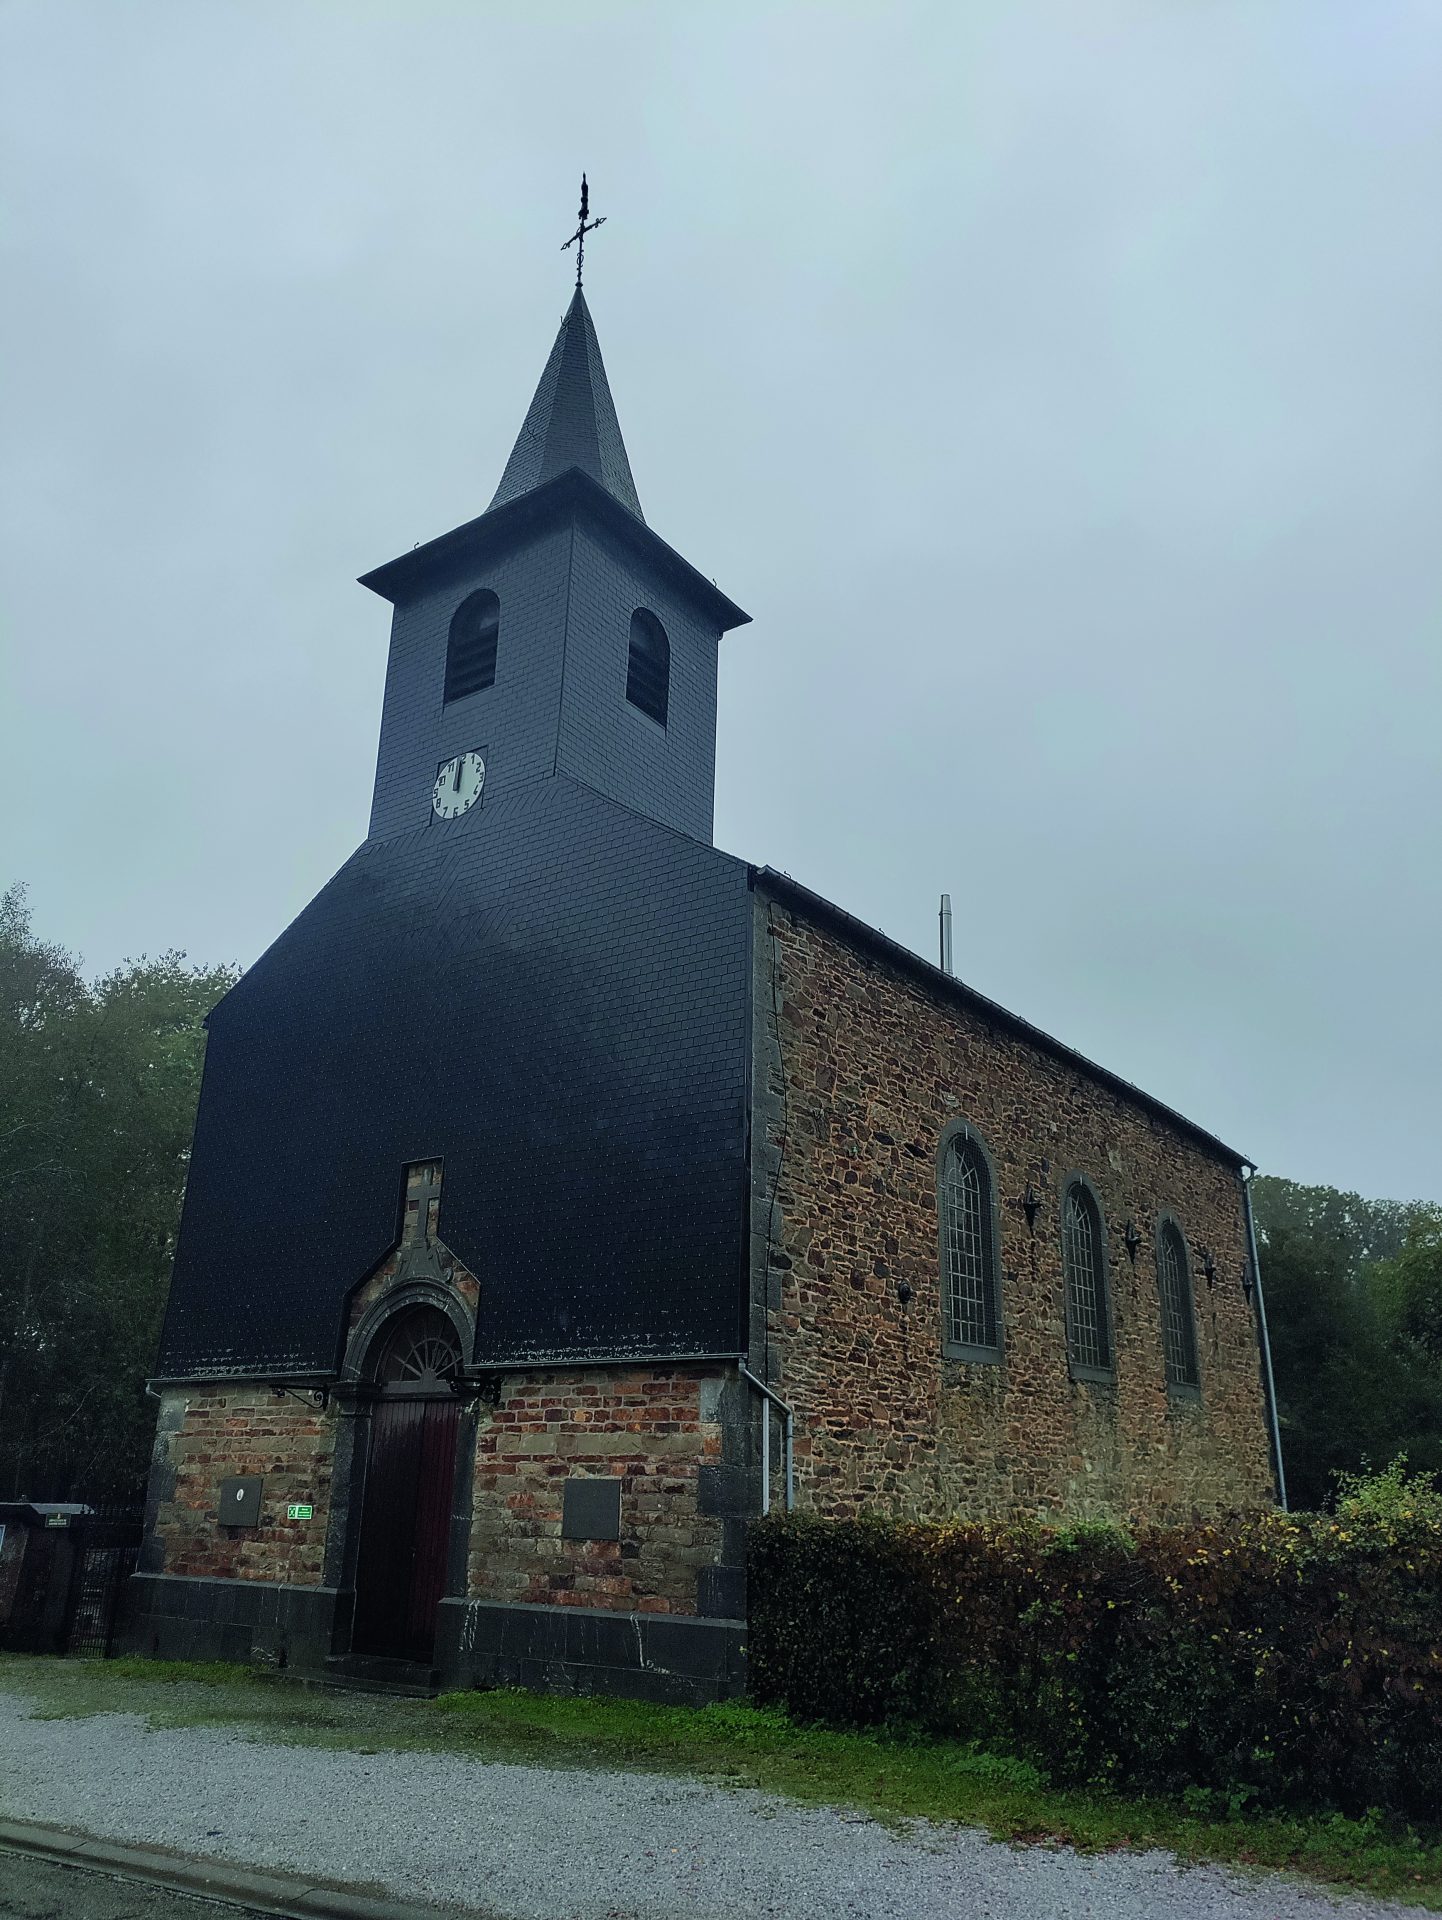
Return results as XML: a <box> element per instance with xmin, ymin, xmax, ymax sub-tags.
<box><xmin>287</xmin><ymin>1503</ymin><xmax>314</xmax><ymax>1521</ymax></box>
<box><xmin>219</xmin><ymin>1476</ymin><xmax>263</xmax><ymax>1527</ymax></box>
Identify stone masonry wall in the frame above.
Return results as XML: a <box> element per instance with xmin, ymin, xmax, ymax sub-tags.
<box><xmin>470</xmin><ymin>1367</ymin><xmax>731</xmax><ymax>1615</ymax></box>
<box><xmin>756</xmin><ymin>898</ymin><xmax>1275</xmax><ymax>1525</ymax></box>
<box><xmin>146</xmin><ymin>1387</ymin><xmax>335</xmax><ymax>1584</ymax></box>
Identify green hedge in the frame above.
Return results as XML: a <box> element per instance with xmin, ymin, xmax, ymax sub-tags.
<box><xmin>748</xmin><ymin>1475</ymin><xmax>1442</xmax><ymax>1823</ymax></box>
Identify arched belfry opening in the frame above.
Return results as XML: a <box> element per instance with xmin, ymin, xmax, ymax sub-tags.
<box><xmin>350</xmin><ymin>1303</ymin><xmax>465</xmax><ymax>1664</ymax></box>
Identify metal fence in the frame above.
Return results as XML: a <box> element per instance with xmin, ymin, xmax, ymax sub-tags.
<box><xmin>65</xmin><ymin>1552</ymin><xmax>140</xmax><ymax>1654</ymax></box>
<box><xmin>63</xmin><ymin>1506</ymin><xmax>144</xmax><ymax>1658</ymax></box>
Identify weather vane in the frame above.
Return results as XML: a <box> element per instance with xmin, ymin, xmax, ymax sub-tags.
<box><xmin>562</xmin><ymin>173</ymin><xmax>605</xmax><ymax>287</ymax></box>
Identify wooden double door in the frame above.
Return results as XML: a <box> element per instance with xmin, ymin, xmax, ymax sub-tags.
<box><xmin>351</xmin><ymin>1307</ymin><xmax>463</xmax><ymax>1662</ymax></box>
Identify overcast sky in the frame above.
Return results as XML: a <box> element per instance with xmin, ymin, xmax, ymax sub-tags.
<box><xmin>2</xmin><ymin>1</ymin><xmax>1438</xmax><ymax>1201</ymax></box>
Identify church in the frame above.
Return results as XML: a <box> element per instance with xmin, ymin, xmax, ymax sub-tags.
<box><xmin>126</xmin><ymin>224</ymin><xmax>1282</xmax><ymax>1703</ymax></box>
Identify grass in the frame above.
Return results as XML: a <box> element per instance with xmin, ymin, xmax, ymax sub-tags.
<box><xmin>4</xmin><ymin>1652</ymin><xmax>1442</xmax><ymax>1908</ymax></box>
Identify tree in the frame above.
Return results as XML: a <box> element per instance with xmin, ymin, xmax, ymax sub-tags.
<box><xmin>0</xmin><ymin>885</ymin><xmax>236</xmax><ymax>1500</ymax></box>
<box><xmin>1251</xmin><ymin>1174</ymin><xmax>1422</xmax><ymax>1276</ymax></box>
<box><xmin>1254</xmin><ymin>1183</ymin><xmax>1442</xmax><ymax>1509</ymax></box>
<box><xmin>1374</xmin><ymin>1214</ymin><xmax>1442</xmax><ymax>1364</ymax></box>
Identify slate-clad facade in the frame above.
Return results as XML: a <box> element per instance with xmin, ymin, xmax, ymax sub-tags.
<box><xmin>128</xmin><ymin>276</ymin><xmax>1281</xmax><ymax>1703</ymax></box>
<box><xmin>159</xmin><ymin>778</ymin><xmax>754</xmax><ymax>1377</ymax></box>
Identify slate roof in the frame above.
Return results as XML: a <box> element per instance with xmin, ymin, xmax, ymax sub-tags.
<box><xmin>488</xmin><ymin>288</ymin><xmax>644</xmax><ymax>520</ymax></box>
<box><xmin>358</xmin><ymin>466</ymin><xmax>748</xmax><ymax>632</ymax></box>
<box><xmin>755</xmin><ymin>867</ymin><xmax>1250</xmax><ymax>1170</ymax></box>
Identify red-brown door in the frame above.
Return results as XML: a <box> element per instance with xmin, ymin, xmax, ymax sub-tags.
<box><xmin>352</xmin><ymin>1394</ymin><xmax>461</xmax><ymax>1660</ymax></box>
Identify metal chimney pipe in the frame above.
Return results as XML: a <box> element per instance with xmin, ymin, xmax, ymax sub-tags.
<box><xmin>939</xmin><ymin>894</ymin><xmax>953</xmax><ymax>975</ymax></box>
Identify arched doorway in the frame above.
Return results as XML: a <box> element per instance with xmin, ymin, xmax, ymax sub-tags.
<box><xmin>351</xmin><ymin>1305</ymin><xmax>463</xmax><ymax>1662</ymax></box>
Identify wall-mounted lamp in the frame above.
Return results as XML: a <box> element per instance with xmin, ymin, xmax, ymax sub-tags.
<box><xmin>1022</xmin><ymin>1184</ymin><xmax>1042</xmax><ymax>1234</ymax></box>
<box><xmin>896</xmin><ymin>1280</ymin><xmax>915</xmax><ymax>1309</ymax></box>
<box><xmin>1241</xmin><ymin>1265</ymin><xmax>1255</xmax><ymax>1307</ymax></box>
<box><xmin>1202</xmin><ymin>1251</ymin><xmax>1218</xmax><ymax>1290</ymax></box>
<box><xmin>1123</xmin><ymin>1219</ymin><xmax>1142</xmax><ymax>1264</ymax></box>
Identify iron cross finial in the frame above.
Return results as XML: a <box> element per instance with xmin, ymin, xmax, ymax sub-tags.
<box><xmin>561</xmin><ymin>173</ymin><xmax>606</xmax><ymax>287</ymax></box>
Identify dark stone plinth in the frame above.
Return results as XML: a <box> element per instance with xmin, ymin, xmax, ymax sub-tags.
<box><xmin>117</xmin><ymin>1574</ymin><xmax>340</xmax><ymax>1673</ymax></box>
<box><xmin>435</xmin><ymin>1598</ymin><xmax>746</xmax><ymax>1707</ymax></box>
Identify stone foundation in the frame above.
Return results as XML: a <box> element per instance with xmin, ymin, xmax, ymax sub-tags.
<box><xmin>121</xmin><ymin>1573</ymin><xmax>341</xmax><ymax>1671</ymax></box>
<box><xmin>439</xmin><ymin>1597</ymin><xmax>746</xmax><ymax>1705</ymax></box>
<box><xmin>118</xmin><ymin>1575</ymin><xmax>744</xmax><ymax>1705</ymax></box>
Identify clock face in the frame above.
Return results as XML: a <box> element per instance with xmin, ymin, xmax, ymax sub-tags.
<box><xmin>432</xmin><ymin>750</ymin><xmax>486</xmax><ymax>820</ymax></box>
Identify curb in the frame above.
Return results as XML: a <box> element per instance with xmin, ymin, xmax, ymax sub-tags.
<box><xmin>0</xmin><ymin>1818</ymin><xmax>497</xmax><ymax>1920</ymax></box>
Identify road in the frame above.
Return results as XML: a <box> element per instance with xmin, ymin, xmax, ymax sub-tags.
<box><xmin>0</xmin><ymin>1852</ymin><xmax>244</xmax><ymax>1920</ymax></box>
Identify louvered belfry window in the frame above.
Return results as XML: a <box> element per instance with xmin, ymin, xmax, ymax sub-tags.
<box><xmin>444</xmin><ymin>589</ymin><xmax>500</xmax><ymax>704</ymax></box>
<box><xmin>1158</xmin><ymin>1220</ymin><xmax>1200</xmax><ymax>1389</ymax></box>
<box><xmin>626</xmin><ymin>608</ymin><xmax>670</xmax><ymax>727</ymax></box>
<box><xmin>941</xmin><ymin>1132</ymin><xmax>1000</xmax><ymax>1356</ymax></box>
<box><xmin>1063</xmin><ymin>1183</ymin><xmax>1112</xmax><ymax>1373</ymax></box>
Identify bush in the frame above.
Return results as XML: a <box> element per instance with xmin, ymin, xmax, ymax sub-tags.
<box><xmin>748</xmin><ymin>1479</ymin><xmax>1442</xmax><ymax>1825</ymax></box>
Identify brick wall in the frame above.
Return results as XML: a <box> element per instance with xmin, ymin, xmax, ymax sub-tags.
<box><xmin>469</xmin><ymin>1367</ymin><xmax>729</xmax><ymax>1614</ymax></box>
<box><xmin>147</xmin><ymin>1388</ymin><xmax>334</xmax><ymax>1584</ymax></box>
<box><xmin>755</xmin><ymin>897</ymin><xmax>1275</xmax><ymax>1525</ymax></box>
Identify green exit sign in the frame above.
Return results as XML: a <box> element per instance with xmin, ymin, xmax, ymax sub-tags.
<box><xmin>287</xmin><ymin>1503</ymin><xmax>314</xmax><ymax>1521</ymax></box>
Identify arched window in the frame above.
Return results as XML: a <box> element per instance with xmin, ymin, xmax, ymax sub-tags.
<box><xmin>626</xmin><ymin>608</ymin><xmax>669</xmax><ymax>728</ymax></box>
<box><xmin>1062</xmin><ymin>1181</ymin><xmax>1112</xmax><ymax>1377</ymax></box>
<box><xmin>371</xmin><ymin>1305</ymin><xmax>462</xmax><ymax>1395</ymax></box>
<box><xmin>1157</xmin><ymin>1219</ymin><xmax>1200</xmax><ymax>1390</ymax></box>
<box><xmin>939</xmin><ymin>1127</ymin><xmax>1001</xmax><ymax>1359</ymax></box>
<box><xmin>444</xmin><ymin>589</ymin><xmax>499</xmax><ymax>704</ymax></box>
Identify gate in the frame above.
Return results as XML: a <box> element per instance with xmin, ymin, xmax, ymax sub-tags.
<box><xmin>64</xmin><ymin>1510</ymin><xmax>144</xmax><ymax>1656</ymax></box>
<box><xmin>0</xmin><ymin>1502</ymin><xmax>142</xmax><ymax>1657</ymax></box>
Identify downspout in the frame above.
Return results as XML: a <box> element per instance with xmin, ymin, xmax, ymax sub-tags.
<box><xmin>738</xmin><ymin>1363</ymin><xmax>795</xmax><ymax>1513</ymax></box>
<box><xmin>1241</xmin><ymin>1165</ymin><xmax>1288</xmax><ymax>1511</ymax></box>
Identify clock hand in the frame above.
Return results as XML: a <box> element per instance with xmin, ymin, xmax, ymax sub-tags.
<box><xmin>453</xmin><ymin>758</ymin><xmax>463</xmax><ymax>792</ymax></box>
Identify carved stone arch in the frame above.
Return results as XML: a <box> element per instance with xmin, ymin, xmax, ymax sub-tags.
<box><xmin>342</xmin><ymin>1279</ymin><xmax>475</xmax><ymax>1388</ymax></box>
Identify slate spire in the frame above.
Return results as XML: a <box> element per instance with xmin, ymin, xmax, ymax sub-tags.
<box><xmin>488</xmin><ymin>289</ymin><xmax>644</xmax><ymax>522</ymax></box>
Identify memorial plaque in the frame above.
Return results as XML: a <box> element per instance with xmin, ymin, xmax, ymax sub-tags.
<box><xmin>561</xmin><ymin>1477</ymin><xmax>621</xmax><ymax>1541</ymax></box>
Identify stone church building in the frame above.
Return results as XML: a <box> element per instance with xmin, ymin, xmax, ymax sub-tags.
<box><xmin>126</xmin><ymin>275</ymin><xmax>1282</xmax><ymax>1701</ymax></box>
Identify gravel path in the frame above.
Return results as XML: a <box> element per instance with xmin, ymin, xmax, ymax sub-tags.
<box><xmin>0</xmin><ymin>1693</ymin><xmax>1426</xmax><ymax>1920</ymax></box>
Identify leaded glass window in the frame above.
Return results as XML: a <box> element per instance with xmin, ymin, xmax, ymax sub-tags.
<box><xmin>940</xmin><ymin>1131</ymin><xmax>1000</xmax><ymax>1357</ymax></box>
<box><xmin>1063</xmin><ymin>1183</ymin><xmax>1111</xmax><ymax>1374</ymax></box>
<box><xmin>1158</xmin><ymin>1221</ymin><xmax>1200</xmax><ymax>1390</ymax></box>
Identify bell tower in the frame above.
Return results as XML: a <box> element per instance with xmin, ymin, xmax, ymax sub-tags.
<box><xmin>360</xmin><ymin>283</ymin><xmax>749</xmax><ymax>847</ymax></box>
